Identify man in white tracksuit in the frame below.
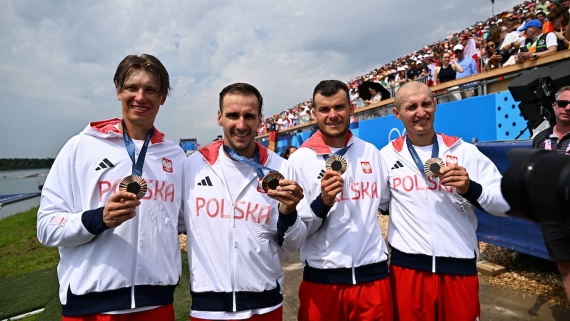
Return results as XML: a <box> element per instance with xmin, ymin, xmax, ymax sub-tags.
<box><xmin>181</xmin><ymin>83</ymin><xmax>308</xmax><ymax>321</ymax></box>
<box><xmin>37</xmin><ymin>54</ymin><xmax>185</xmax><ymax>320</ymax></box>
<box><xmin>379</xmin><ymin>81</ymin><xmax>510</xmax><ymax>320</ymax></box>
<box><xmin>288</xmin><ymin>80</ymin><xmax>393</xmax><ymax>321</ymax></box>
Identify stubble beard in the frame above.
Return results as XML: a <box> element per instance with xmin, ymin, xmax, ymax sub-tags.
<box><xmin>319</xmin><ymin>120</ymin><xmax>349</xmax><ymax>139</ymax></box>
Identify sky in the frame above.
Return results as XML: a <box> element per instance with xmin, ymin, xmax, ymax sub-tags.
<box><xmin>0</xmin><ymin>0</ymin><xmax>522</xmax><ymax>158</ymax></box>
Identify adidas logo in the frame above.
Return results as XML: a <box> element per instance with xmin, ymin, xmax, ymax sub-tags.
<box><xmin>197</xmin><ymin>176</ymin><xmax>213</xmax><ymax>186</ymax></box>
<box><xmin>95</xmin><ymin>158</ymin><xmax>115</xmax><ymax>171</ymax></box>
<box><xmin>391</xmin><ymin>161</ymin><xmax>404</xmax><ymax>170</ymax></box>
<box><xmin>317</xmin><ymin>169</ymin><xmax>325</xmax><ymax>180</ymax></box>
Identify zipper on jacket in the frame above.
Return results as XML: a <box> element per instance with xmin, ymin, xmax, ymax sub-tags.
<box><xmin>217</xmin><ymin>157</ymin><xmax>267</xmax><ymax>312</ymax></box>
<box><xmin>131</xmin><ymin>206</ymin><xmax>140</xmax><ymax>308</ymax></box>
<box><xmin>346</xmin><ymin>170</ymin><xmax>357</xmax><ymax>285</ymax></box>
<box><xmin>230</xmin><ymin>207</ymin><xmax>236</xmax><ymax>312</ymax></box>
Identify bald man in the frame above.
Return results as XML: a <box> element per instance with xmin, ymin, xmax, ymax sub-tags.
<box><xmin>379</xmin><ymin>82</ymin><xmax>509</xmax><ymax>320</ymax></box>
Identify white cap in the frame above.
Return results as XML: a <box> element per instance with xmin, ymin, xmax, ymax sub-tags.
<box><xmin>453</xmin><ymin>44</ymin><xmax>464</xmax><ymax>51</ymax></box>
<box><xmin>497</xmin><ymin>19</ymin><xmax>503</xmax><ymax>23</ymax></box>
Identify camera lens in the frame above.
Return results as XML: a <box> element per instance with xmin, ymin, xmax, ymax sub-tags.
<box><xmin>502</xmin><ymin>149</ymin><xmax>570</xmax><ymax>223</ymax></box>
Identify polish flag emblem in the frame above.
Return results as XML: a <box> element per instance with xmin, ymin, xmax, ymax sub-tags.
<box><xmin>162</xmin><ymin>158</ymin><xmax>173</xmax><ymax>173</ymax></box>
<box><xmin>446</xmin><ymin>155</ymin><xmax>459</xmax><ymax>167</ymax></box>
<box><xmin>361</xmin><ymin>161</ymin><xmax>372</xmax><ymax>174</ymax></box>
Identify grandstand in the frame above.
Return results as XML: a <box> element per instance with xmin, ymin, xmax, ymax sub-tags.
<box><xmin>258</xmin><ymin>0</ymin><xmax>570</xmax><ymax>134</ymax></box>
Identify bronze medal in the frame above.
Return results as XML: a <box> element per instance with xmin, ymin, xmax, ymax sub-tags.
<box><xmin>424</xmin><ymin>158</ymin><xmax>445</xmax><ymax>178</ymax></box>
<box><xmin>119</xmin><ymin>175</ymin><xmax>148</xmax><ymax>199</ymax></box>
<box><xmin>261</xmin><ymin>172</ymin><xmax>284</xmax><ymax>193</ymax></box>
<box><xmin>326</xmin><ymin>155</ymin><xmax>348</xmax><ymax>174</ymax></box>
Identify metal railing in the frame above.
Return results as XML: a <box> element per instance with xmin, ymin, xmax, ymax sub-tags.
<box><xmin>257</xmin><ymin>51</ymin><xmax>570</xmax><ymax>139</ymax></box>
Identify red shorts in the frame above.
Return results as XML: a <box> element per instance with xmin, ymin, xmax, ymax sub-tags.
<box><xmin>191</xmin><ymin>306</ymin><xmax>282</xmax><ymax>321</ymax></box>
<box><xmin>298</xmin><ymin>278</ymin><xmax>393</xmax><ymax>321</ymax></box>
<box><xmin>62</xmin><ymin>304</ymin><xmax>174</xmax><ymax>321</ymax></box>
<box><xmin>390</xmin><ymin>264</ymin><xmax>480</xmax><ymax>321</ymax></box>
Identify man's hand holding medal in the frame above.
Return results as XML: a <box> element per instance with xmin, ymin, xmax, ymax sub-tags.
<box><xmin>320</xmin><ymin>168</ymin><xmax>344</xmax><ymax>206</ymax></box>
<box><xmin>266</xmin><ymin>178</ymin><xmax>305</xmax><ymax>215</ymax></box>
<box><xmin>438</xmin><ymin>165</ymin><xmax>470</xmax><ymax>194</ymax></box>
<box><xmin>424</xmin><ymin>157</ymin><xmax>470</xmax><ymax>194</ymax></box>
<box><xmin>102</xmin><ymin>191</ymin><xmax>141</xmax><ymax>228</ymax></box>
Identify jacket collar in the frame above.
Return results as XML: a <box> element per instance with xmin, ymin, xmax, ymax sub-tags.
<box><xmin>391</xmin><ymin>133</ymin><xmax>460</xmax><ymax>153</ymax></box>
<box><xmin>300</xmin><ymin>130</ymin><xmax>354</xmax><ymax>155</ymax></box>
<box><xmin>198</xmin><ymin>140</ymin><xmax>270</xmax><ymax>166</ymax></box>
<box><xmin>88</xmin><ymin>118</ymin><xmax>165</xmax><ymax>144</ymax></box>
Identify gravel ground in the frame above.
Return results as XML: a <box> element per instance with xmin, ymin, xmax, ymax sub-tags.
<box><xmin>180</xmin><ymin>215</ymin><xmax>570</xmax><ymax>308</ymax></box>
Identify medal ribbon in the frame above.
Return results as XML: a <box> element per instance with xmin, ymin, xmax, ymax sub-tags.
<box><xmin>544</xmin><ymin>137</ymin><xmax>570</xmax><ymax>155</ymax></box>
<box><xmin>122</xmin><ymin>119</ymin><xmax>154</xmax><ymax>177</ymax></box>
<box><xmin>322</xmin><ymin>143</ymin><xmax>354</xmax><ymax>160</ymax></box>
<box><xmin>406</xmin><ymin>135</ymin><xmax>439</xmax><ymax>175</ymax></box>
<box><xmin>222</xmin><ymin>145</ymin><xmax>278</xmax><ymax>179</ymax></box>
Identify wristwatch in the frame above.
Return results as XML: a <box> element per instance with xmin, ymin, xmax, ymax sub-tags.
<box><xmin>532</xmin><ymin>53</ymin><xmax>537</xmax><ymax>59</ymax></box>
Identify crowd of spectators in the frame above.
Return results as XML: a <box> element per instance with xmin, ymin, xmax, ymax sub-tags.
<box><xmin>258</xmin><ymin>0</ymin><xmax>570</xmax><ymax>135</ymax></box>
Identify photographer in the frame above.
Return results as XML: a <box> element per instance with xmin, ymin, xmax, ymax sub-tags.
<box><xmin>532</xmin><ymin>86</ymin><xmax>570</xmax><ymax>302</ymax></box>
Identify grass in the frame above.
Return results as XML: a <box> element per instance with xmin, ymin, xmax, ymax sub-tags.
<box><xmin>0</xmin><ymin>208</ymin><xmax>60</xmax><ymax>279</ymax></box>
<box><xmin>0</xmin><ymin>208</ymin><xmax>192</xmax><ymax>320</ymax></box>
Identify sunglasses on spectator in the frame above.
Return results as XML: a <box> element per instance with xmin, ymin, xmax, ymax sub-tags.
<box><xmin>454</xmin><ymin>49</ymin><xmax>463</xmax><ymax>53</ymax></box>
<box><xmin>556</xmin><ymin>100</ymin><xmax>570</xmax><ymax>108</ymax></box>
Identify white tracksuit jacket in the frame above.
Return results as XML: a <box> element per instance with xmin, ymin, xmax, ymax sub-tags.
<box><xmin>288</xmin><ymin>130</ymin><xmax>391</xmax><ymax>285</ymax></box>
<box><xmin>37</xmin><ymin>118</ymin><xmax>186</xmax><ymax>316</ymax></box>
<box><xmin>379</xmin><ymin>133</ymin><xmax>510</xmax><ymax>275</ymax></box>
<box><xmin>181</xmin><ymin>140</ymin><xmax>308</xmax><ymax>317</ymax></box>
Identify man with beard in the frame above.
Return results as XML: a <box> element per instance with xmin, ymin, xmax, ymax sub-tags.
<box><xmin>380</xmin><ymin>82</ymin><xmax>510</xmax><ymax>320</ymax></box>
<box><xmin>288</xmin><ymin>80</ymin><xmax>393</xmax><ymax>321</ymax></box>
<box><xmin>181</xmin><ymin>83</ymin><xmax>308</xmax><ymax>321</ymax></box>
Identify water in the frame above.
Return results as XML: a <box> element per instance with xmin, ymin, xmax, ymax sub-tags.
<box><xmin>0</xmin><ymin>169</ymin><xmax>50</xmax><ymax>219</ymax></box>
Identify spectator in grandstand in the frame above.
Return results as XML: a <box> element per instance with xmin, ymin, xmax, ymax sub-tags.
<box><xmin>426</xmin><ymin>57</ymin><xmax>437</xmax><ymax>86</ymax></box>
<box><xmin>537</xmin><ymin>10</ymin><xmax>548</xmax><ymax>25</ymax></box>
<box><xmin>351</xmin><ymin>89</ymin><xmax>365</xmax><ymax>108</ymax></box>
<box><xmin>417</xmin><ymin>61</ymin><xmax>429</xmax><ymax>79</ymax></box>
<box><xmin>532</xmin><ymin>86</ymin><xmax>570</xmax><ymax>303</ymax></box>
<box><xmin>288</xmin><ymin>109</ymin><xmax>299</xmax><ymax>127</ymax></box>
<box><xmin>454</xmin><ymin>44</ymin><xmax>478</xmax><ymax>98</ymax></box>
<box><xmin>501</xmin><ymin>21</ymin><xmax>525</xmax><ymax>54</ymax></box>
<box><xmin>258</xmin><ymin>124</ymin><xmax>265</xmax><ymax>136</ymax></box>
<box><xmin>547</xmin><ymin>6</ymin><xmax>570</xmax><ymax>50</ymax></box>
<box><xmin>516</xmin><ymin>20</ymin><xmax>558</xmax><ymax>63</ymax></box>
<box><xmin>364</xmin><ymin>87</ymin><xmax>382</xmax><ymax>105</ymax></box>
<box><xmin>482</xmin><ymin>40</ymin><xmax>503</xmax><ymax>70</ymax></box>
<box><xmin>395</xmin><ymin>67</ymin><xmax>407</xmax><ymax>86</ymax></box>
<box><xmin>434</xmin><ymin>52</ymin><xmax>464</xmax><ymax>84</ymax></box>
<box><xmin>280</xmin><ymin>114</ymin><xmax>290</xmax><ymax>130</ymax></box>
<box><xmin>536</xmin><ymin>0</ymin><xmax>551</xmax><ymax>14</ymax></box>
<box><xmin>550</xmin><ymin>0</ymin><xmax>565</xmax><ymax>10</ymax></box>
<box><xmin>454</xmin><ymin>44</ymin><xmax>478</xmax><ymax>79</ymax></box>
<box><xmin>386</xmin><ymin>73</ymin><xmax>397</xmax><ymax>89</ymax></box>
<box><xmin>268</xmin><ymin>118</ymin><xmax>277</xmax><ymax>132</ymax></box>
<box><xmin>280</xmin><ymin>146</ymin><xmax>297</xmax><ymax>160</ymax></box>
<box><xmin>406</xmin><ymin>61</ymin><xmax>422</xmax><ymax>80</ymax></box>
